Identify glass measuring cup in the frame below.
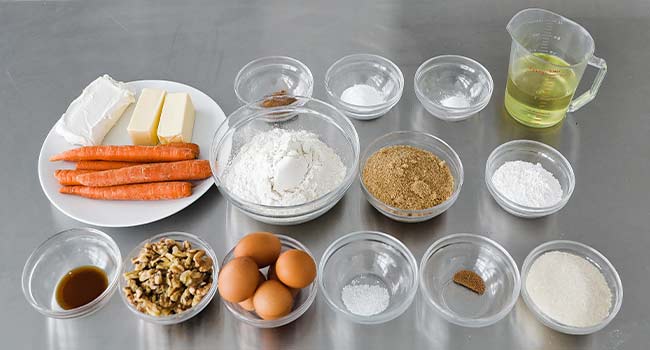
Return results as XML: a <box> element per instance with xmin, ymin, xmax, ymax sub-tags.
<box><xmin>504</xmin><ymin>8</ymin><xmax>607</xmax><ymax>128</ymax></box>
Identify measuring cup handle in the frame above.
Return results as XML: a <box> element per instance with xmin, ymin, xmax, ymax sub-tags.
<box><xmin>568</xmin><ymin>55</ymin><xmax>607</xmax><ymax>112</ymax></box>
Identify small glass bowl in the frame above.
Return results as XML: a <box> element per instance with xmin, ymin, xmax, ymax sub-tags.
<box><xmin>415</xmin><ymin>55</ymin><xmax>493</xmax><ymax>121</ymax></box>
<box><xmin>119</xmin><ymin>232</ymin><xmax>219</xmax><ymax>325</ymax></box>
<box><xmin>521</xmin><ymin>240</ymin><xmax>623</xmax><ymax>335</ymax></box>
<box><xmin>318</xmin><ymin>231</ymin><xmax>418</xmax><ymax>324</ymax></box>
<box><xmin>325</xmin><ymin>54</ymin><xmax>404</xmax><ymax>120</ymax></box>
<box><xmin>21</xmin><ymin>228</ymin><xmax>122</xmax><ymax>319</ymax></box>
<box><xmin>420</xmin><ymin>233</ymin><xmax>521</xmax><ymax>328</ymax></box>
<box><xmin>211</xmin><ymin>96</ymin><xmax>360</xmax><ymax>225</ymax></box>
<box><xmin>234</xmin><ymin>56</ymin><xmax>313</xmax><ymax>105</ymax></box>
<box><xmin>359</xmin><ymin>131</ymin><xmax>463</xmax><ymax>223</ymax></box>
<box><xmin>221</xmin><ymin>234</ymin><xmax>317</xmax><ymax>328</ymax></box>
<box><xmin>485</xmin><ymin>139</ymin><xmax>575</xmax><ymax>218</ymax></box>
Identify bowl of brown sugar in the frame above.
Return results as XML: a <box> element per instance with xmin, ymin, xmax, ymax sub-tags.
<box><xmin>360</xmin><ymin>131</ymin><xmax>463</xmax><ymax>222</ymax></box>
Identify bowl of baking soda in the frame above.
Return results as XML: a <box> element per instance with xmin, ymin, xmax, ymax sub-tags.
<box><xmin>485</xmin><ymin>139</ymin><xmax>575</xmax><ymax>218</ymax></box>
<box><xmin>325</xmin><ymin>54</ymin><xmax>404</xmax><ymax>120</ymax></box>
<box><xmin>210</xmin><ymin>96</ymin><xmax>360</xmax><ymax>225</ymax></box>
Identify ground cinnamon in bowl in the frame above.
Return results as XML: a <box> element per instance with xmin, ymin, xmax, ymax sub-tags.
<box><xmin>362</xmin><ymin>145</ymin><xmax>454</xmax><ymax>210</ymax></box>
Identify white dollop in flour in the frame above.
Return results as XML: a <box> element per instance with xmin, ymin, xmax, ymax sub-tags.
<box><xmin>222</xmin><ymin>129</ymin><xmax>347</xmax><ymax>206</ymax></box>
<box><xmin>491</xmin><ymin>160</ymin><xmax>563</xmax><ymax>207</ymax></box>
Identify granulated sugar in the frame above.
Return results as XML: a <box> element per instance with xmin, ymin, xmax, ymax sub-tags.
<box><xmin>526</xmin><ymin>251</ymin><xmax>612</xmax><ymax>328</ymax></box>
<box><xmin>341</xmin><ymin>281</ymin><xmax>390</xmax><ymax>317</ymax></box>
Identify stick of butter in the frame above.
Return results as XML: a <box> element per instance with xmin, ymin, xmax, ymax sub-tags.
<box><xmin>157</xmin><ymin>93</ymin><xmax>195</xmax><ymax>144</ymax></box>
<box><xmin>56</xmin><ymin>75</ymin><xmax>135</xmax><ymax>146</ymax></box>
<box><xmin>127</xmin><ymin>88</ymin><xmax>166</xmax><ymax>145</ymax></box>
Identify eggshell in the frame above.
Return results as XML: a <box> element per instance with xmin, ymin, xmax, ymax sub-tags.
<box><xmin>234</xmin><ymin>232</ymin><xmax>282</xmax><ymax>267</ymax></box>
<box><xmin>253</xmin><ymin>280</ymin><xmax>294</xmax><ymax>320</ymax></box>
<box><xmin>218</xmin><ymin>256</ymin><xmax>259</xmax><ymax>303</ymax></box>
<box><xmin>275</xmin><ymin>249</ymin><xmax>316</xmax><ymax>289</ymax></box>
<box><xmin>239</xmin><ymin>272</ymin><xmax>266</xmax><ymax>311</ymax></box>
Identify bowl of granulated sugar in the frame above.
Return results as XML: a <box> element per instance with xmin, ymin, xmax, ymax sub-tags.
<box><xmin>521</xmin><ymin>240</ymin><xmax>623</xmax><ymax>335</ymax></box>
<box><xmin>485</xmin><ymin>139</ymin><xmax>575</xmax><ymax>218</ymax></box>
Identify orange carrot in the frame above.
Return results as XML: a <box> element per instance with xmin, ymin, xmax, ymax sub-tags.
<box><xmin>163</xmin><ymin>142</ymin><xmax>200</xmax><ymax>157</ymax></box>
<box><xmin>54</xmin><ymin>169</ymin><xmax>96</xmax><ymax>186</ymax></box>
<box><xmin>59</xmin><ymin>182</ymin><xmax>193</xmax><ymax>200</ymax></box>
<box><xmin>75</xmin><ymin>160</ymin><xmax>212</xmax><ymax>187</ymax></box>
<box><xmin>76</xmin><ymin>161</ymin><xmax>145</xmax><ymax>171</ymax></box>
<box><xmin>50</xmin><ymin>144</ymin><xmax>197</xmax><ymax>162</ymax></box>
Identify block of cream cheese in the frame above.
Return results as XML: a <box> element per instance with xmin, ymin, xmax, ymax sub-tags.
<box><xmin>127</xmin><ymin>88</ymin><xmax>167</xmax><ymax>145</ymax></box>
<box><xmin>55</xmin><ymin>75</ymin><xmax>135</xmax><ymax>146</ymax></box>
<box><xmin>157</xmin><ymin>92</ymin><xmax>195</xmax><ymax>144</ymax></box>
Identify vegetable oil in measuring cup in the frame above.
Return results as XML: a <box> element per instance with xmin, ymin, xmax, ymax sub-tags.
<box><xmin>505</xmin><ymin>53</ymin><xmax>578</xmax><ymax>128</ymax></box>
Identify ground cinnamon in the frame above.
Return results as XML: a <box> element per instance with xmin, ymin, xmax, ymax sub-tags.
<box><xmin>261</xmin><ymin>90</ymin><xmax>297</xmax><ymax>108</ymax></box>
<box><xmin>453</xmin><ymin>269</ymin><xmax>485</xmax><ymax>295</ymax></box>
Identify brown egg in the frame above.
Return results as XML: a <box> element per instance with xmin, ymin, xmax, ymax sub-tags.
<box><xmin>239</xmin><ymin>272</ymin><xmax>266</xmax><ymax>311</ymax></box>
<box><xmin>218</xmin><ymin>256</ymin><xmax>259</xmax><ymax>303</ymax></box>
<box><xmin>234</xmin><ymin>232</ymin><xmax>282</xmax><ymax>267</ymax></box>
<box><xmin>275</xmin><ymin>249</ymin><xmax>316</xmax><ymax>289</ymax></box>
<box><xmin>253</xmin><ymin>280</ymin><xmax>294</xmax><ymax>320</ymax></box>
<box><xmin>268</xmin><ymin>264</ymin><xmax>300</xmax><ymax>297</ymax></box>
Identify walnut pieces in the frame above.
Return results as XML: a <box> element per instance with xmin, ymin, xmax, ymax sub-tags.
<box><xmin>123</xmin><ymin>238</ymin><xmax>214</xmax><ymax>317</ymax></box>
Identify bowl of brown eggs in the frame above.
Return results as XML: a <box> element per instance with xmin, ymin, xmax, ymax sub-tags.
<box><xmin>218</xmin><ymin>232</ymin><xmax>317</xmax><ymax>328</ymax></box>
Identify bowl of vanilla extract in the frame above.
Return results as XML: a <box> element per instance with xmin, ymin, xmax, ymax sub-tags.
<box><xmin>22</xmin><ymin>228</ymin><xmax>122</xmax><ymax>319</ymax></box>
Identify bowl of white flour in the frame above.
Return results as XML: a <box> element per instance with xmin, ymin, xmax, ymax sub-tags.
<box><xmin>210</xmin><ymin>96</ymin><xmax>359</xmax><ymax>225</ymax></box>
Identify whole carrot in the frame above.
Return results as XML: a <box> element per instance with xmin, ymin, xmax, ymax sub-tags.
<box><xmin>76</xmin><ymin>161</ymin><xmax>145</xmax><ymax>171</ymax></box>
<box><xmin>76</xmin><ymin>160</ymin><xmax>212</xmax><ymax>187</ymax></box>
<box><xmin>59</xmin><ymin>182</ymin><xmax>193</xmax><ymax>200</ymax></box>
<box><xmin>54</xmin><ymin>169</ymin><xmax>95</xmax><ymax>186</ymax></box>
<box><xmin>163</xmin><ymin>142</ymin><xmax>200</xmax><ymax>157</ymax></box>
<box><xmin>50</xmin><ymin>144</ymin><xmax>197</xmax><ymax>162</ymax></box>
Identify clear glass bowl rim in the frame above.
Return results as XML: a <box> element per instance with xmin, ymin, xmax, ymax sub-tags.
<box><xmin>233</xmin><ymin>55</ymin><xmax>314</xmax><ymax>105</ymax></box>
<box><xmin>414</xmin><ymin>54</ymin><xmax>494</xmax><ymax>112</ymax></box>
<box><xmin>324</xmin><ymin>53</ymin><xmax>405</xmax><ymax>109</ymax></box>
<box><xmin>485</xmin><ymin>139</ymin><xmax>576</xmax><ymax>214</ymax></box>
<box><xmin>318</xmin><ymin>230</ymin><xmax>419</xmax><ymax>324</ymax></box>
<box><xmin>118</xmin><ymin>231</ymin><xmax>220</xmax><ymax>325</ymax></box>
<box><xmin>419</xmin><ymin>233</ymin><xmax>522</xmax><ymax>327</ymax></box>
<box><xmin>520</xmin><ymin>239</ymin><xmax>623</xmax><ymax>335</ymax></box>
<box><xmin>210</xmin><ymin>96</ymin><xmax>360</xmax><ymax>217</ymax></box>
<box><xmin>21</xmin><ymin>227</ymin><xmax>122</xmax><ymax>319</ymax></box>
<box><xmin>221</xmin><ymin>234</ymin><xmax>318</xmax><ymax>328</ymax></box>
<box><xmin>359</xmin><ymin>130</ymin><xmax>464</xmax><ymax>217</ymax></box>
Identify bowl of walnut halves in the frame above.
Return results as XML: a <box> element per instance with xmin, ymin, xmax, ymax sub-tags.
<box><xmin>119</xmin><ymin>232</ymin><xmax>219</xmax><ymax>325</ymax></box>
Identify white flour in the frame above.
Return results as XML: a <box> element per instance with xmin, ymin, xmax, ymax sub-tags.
<box><xmin>491</xmin><ymin>160</ymin><xmax>563</xmax><ymax>207</ymax></box>
<box><xmin>222</xmin><ymin>129</ymin><xmax>346</xmax><ymax>206</ymax></box>
<box><xmin>526</xmin><ymin>251</ymin><xmax>612</xmax><ymax>328</ymax></box>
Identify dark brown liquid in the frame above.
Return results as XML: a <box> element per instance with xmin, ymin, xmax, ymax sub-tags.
<box><xmin>55</xmin><ymin>265</ymin><xmax>108</xmax><ymax>310</ymax></box>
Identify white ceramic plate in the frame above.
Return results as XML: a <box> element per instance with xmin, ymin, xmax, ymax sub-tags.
<box><xmin>38</xmin><ymin>80</ymin><xmax>225</xmax><ymax>227</ymax></box>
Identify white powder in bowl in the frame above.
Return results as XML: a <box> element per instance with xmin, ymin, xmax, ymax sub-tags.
<box><xmin>341</xmin><ymin>282</ymin><xmax>390</xmax><ymax>317</ymax></box>
<box><xmin>526</xmin><ymin>251</ymin><xmax>612</xmax><ymax>328</ymax></box>
<box><xmin>491</xmin><ymin>160</ymin><xmax>563</xmax><ymax>207</ymax></box>
<box><xmin>222</xmin><ymin>129</ymin><xmax>347</xmax><ymax>206</ymax></box>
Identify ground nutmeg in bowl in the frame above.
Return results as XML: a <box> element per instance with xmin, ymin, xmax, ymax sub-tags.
<box><xmin>362</xmin><ymin>145</ymin><xmax>454</xmax><ymax>210</ymax></box>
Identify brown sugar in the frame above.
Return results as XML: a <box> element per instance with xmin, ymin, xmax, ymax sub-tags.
<box><xmin>362</xmin><ymin>145</ymin><xmax>454</xmax><ymax>210</ymax></box>
<box><xmin>453</xmin><ymin>269</ymin><xmax>486</xmax><ymax>295</ymax></box>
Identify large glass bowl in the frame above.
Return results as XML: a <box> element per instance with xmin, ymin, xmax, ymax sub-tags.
<box><xmin>22</xmin><ymin>228</ymin><xmax>122</xmax><ymax>319</ymax></box>
<box><xmin>221</xmin><ymin>234</ymin><xmax>317</xmax><ymax>328</ymax></box>
<box><xmin>318</xmin><ymin>231</ymin><xmax>418</xmax><ymax>324</ymax></box>
<box><xmin>521</xmin><ymin>240</ymin><xmax>623</xmax><ymax>335</ymax></box>
<box><xmin>419</xmin><ymin>233</ymin><xmax>521</xmax><ymax>328</ymax></box>
<box><xmin>485</xmin><ymin>139</ymin><xmax>575</xmax><ymax>218</ymax></box>
<box><xmin>118</xmin><ymin>232</ymin><xmax>219</xmax><ymax>325</ymax></box>
<box><xmin>210</xmin><ymin>96</ymin><xmax>360</xmax><ymax>225</ymax></box>
<box><xmin>359</xmin><ymin>131</ymin><xmax>463</xmax><ymax>222</ymax></box>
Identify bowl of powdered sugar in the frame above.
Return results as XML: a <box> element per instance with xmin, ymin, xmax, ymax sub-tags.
<box><xmin>485</xmin><ymin>139</ymin><xmax>575</xmax><ymax>218</ymax></box>
<box><xmin>521</xmin><ymin>240</ymin><xmax>622</xmax><ymax>335</ymax></box>
<box><xmin>210</xmin><ymin>96</ymin><xmax>359</xmax><ymax>225</ymax></box>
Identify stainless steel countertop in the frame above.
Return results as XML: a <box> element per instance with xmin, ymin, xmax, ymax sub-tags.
<box><xmin>2</xmin><ymin>1</ymin><xmax>649</xmax><ymax>349</ymax></box>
